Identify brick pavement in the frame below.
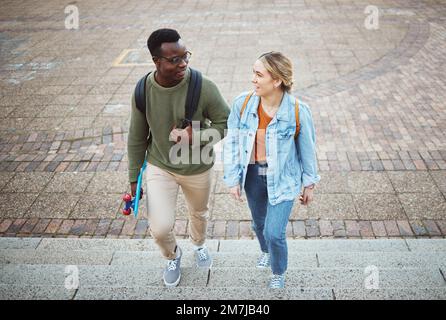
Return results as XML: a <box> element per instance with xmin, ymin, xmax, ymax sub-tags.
<box><xmin>1</xmin><ymin>0</ymin><xmax>445</xmax><ymax>239</ymax></box>
<box><xmin>1</xmin><ymin>217</ymin><xmax>446</xmax><ymax>239</ymax></box>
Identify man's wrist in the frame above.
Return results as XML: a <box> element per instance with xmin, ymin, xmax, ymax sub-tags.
<box><xmin>305</xmin><ymin>183</ymin><xmax>315</xmax><ymax>190</ymax></box>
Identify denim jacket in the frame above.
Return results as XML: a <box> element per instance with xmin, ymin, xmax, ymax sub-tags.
<box><xmin>223</xmin><ymin>91</ymin><xmax>321</xmax><ymax>205</ymax></box>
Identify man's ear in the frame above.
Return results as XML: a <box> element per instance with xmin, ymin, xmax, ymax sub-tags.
<box><xmin>152</xmin><ymin>57</ymin><xmax>160</xmax><ymax>67</ymax></box>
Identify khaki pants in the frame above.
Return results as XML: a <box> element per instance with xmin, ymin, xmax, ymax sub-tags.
<box><xmin>146</xmin><ymin>162</ymin><xmax>212</xmax><ymax>260</ymax></box>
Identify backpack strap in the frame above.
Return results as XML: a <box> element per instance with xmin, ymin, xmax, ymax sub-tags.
<box><xmin>240</xmin><ymin>92</ymin><xmax>300</xmax><ymax>139</ymax></box>
<box><xmin>135</xmin><ymin>72</ymin><xmax>151</xmax><ymax>114</ymax></box>
<box><xmin>185</xmin><ymin>68</ymin><xmax>202</xmax><ymax>122</ymax></box>
<box><xmin>133</xmin><ymin>69</ymin><xmax>202</xmax><ymax>122</ymax></box>
<box><xmin>239</xmin><ymin>92</ymin><xmax>254</xmax><ymax>118</ymax></box>
<box><xmin>294</xmin><ymin>98</ymin><xmax>300</xmax><ymax>139</ymax></box>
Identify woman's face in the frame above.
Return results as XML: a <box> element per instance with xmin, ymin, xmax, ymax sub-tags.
<box><xmin>251</xmin><ymin>59</ymin><xmax>281</xmax><ymax>97</ymax></box>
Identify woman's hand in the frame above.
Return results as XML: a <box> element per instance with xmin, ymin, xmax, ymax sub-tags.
<box><xmin>229</xmin><ymin>184</ymin><xmax>243</xmax><ymax>202</ymax></box>
<box><xmin>299</xmin><ymin>185</ymin><xmax>314</xmax><ymax>205</ymax></box>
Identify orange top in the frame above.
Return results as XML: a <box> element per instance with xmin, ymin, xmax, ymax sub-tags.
<box><xmin>254</xmin><ymin>102</ymin><xmax>273</xmax><ymax>162</ymax></box>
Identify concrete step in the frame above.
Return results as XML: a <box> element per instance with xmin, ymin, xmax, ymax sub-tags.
<box><xmin>0</xmin><ymin>284</ymin><xmax>334</xmax><ymax>300</ymax></box>
<box><xmin>207</xmin><ymin>267</ymin><xmax>446</xmax><ymax>289</ymax></box>
<box><xmin>0</xmin><ymin>250</ymin><xmax>315</xmax><ymax>267</ymax></box>
<box><xmin>1</xmin><ymin>238</ymin><xmax>445</xmax><ymax>299</ymax></box>
<box><xmin>1</xmin><ymin>249</ymin><xmax>445</xmax><ymax>269</ymax></box>
<box><xmin>74</xmin><ymin>286</ymin><xmax>446</xmax><ymax>300</ymax></box>
<box><xmin>73</xmin><ymin>286</ymin><xmax>446</xmax><ymax>300</ymax></box>
<box><xmin>1</xmin><ymin>284</ymin><xmax>445</xmax><ymax>300</ymax></box>
<box><xmin>2</xmin><ymin>238</ymin><xmax>444</xmax><ymax>253</ymax></box>
<box><xmin>333</xmin><ymin>288</ymin><xmax>446</xmax><ymax>300</ymax></box>
<box><xmin>0</xmin><ymin>264</ymin><xmax>444</xmax><ymax>289</ymax></box>
<box><xmin>0</xmin><ymin>238</ymin><xmax>414</xmax><ymax>251</ymax></box>
<box><xmin>0</xmin><ymin>264</ymin><xmax>208</xmax><ymax>288</ymax></box>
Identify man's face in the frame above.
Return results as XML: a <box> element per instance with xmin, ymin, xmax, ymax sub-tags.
<box><xmin>153</xmin><ymin>39</ymin><xmax>189</xmax><ymax>82</ymax></box>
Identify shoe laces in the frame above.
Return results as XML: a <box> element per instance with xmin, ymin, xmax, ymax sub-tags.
<box><xmin>270</xmin><ymin>274</ymin><xmax>284</xmax><ymax>288</ymax></box>
<box><xmin>167</xmin><ymin>258</ymin><xmax>178</xmax><ymax>271</ymax></box>
<box><xmin>258</xmin><ymin>252</ymin><xmax>270</xmax><ymax>266</ymax></box>
<box><xmin>197</xmin><ymin>247</ymin><xmax>208</xmax><ymax>261</ymax></box>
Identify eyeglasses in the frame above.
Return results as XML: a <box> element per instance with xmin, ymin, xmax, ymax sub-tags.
<box><xmin>155</xmin><ymin>51</ymin><xmax>192</xmax><ymax>65</ymax></box>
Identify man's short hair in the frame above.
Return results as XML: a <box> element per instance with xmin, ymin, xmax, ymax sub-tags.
<box><xmin>147</xmin><ymin>28</ymin><xmax>181</xmax><ymax>57</ymax></box>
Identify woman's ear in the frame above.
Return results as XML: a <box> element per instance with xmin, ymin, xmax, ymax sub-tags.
<box><xmin>273</xmin><ymin>79</ymin><xmax>282</xmax><ymax>89</ymax></box>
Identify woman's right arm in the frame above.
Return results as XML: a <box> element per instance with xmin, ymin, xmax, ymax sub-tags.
<box><xmin>223</xmin><ymin>94</ymin><xmax>245</xmax><ymax>189</ymax></box>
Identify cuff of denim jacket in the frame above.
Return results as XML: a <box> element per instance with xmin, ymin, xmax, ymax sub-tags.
<box><xmin>223</xmin><ymin>175</ymin><xmax>240</xmax><ymax>188</ymax></box>
<box><xmin>302</xmin><ymin>173</ymin><xmax>321</xmax><ymax>188</ymax></box>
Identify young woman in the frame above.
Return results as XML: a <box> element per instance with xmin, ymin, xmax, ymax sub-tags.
<box><xmin>223</xmin><ymin>52</ymin><xmax>320</xmax><ymax>289</ymax></box>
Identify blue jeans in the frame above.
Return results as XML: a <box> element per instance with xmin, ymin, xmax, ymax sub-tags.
<box><xmin>244</xmin><ymin>162</ymin><xmax>294</xmax><ymax>275</ymax></box>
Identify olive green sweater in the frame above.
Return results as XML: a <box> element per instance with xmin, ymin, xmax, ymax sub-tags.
<box><xmin>127</xmin><ymin>68</ymin><xmax>230</xmax><ymax>182</ymax></box>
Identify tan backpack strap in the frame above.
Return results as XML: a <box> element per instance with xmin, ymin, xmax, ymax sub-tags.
<box><xmin>294</xmin><ymin>98</ymin><xmax>300</xmax><ymax>139</ymax></box>
<box><xmin>239</xmin><ymin>92</ymin><xmax>253</xmax><ymax>118</ymax></box>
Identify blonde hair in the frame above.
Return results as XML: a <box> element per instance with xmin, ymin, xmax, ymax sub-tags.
<box><xmin>258</xmin><ymin>51</ymin><xmax>294</xmax><ymax>93</ymax></box>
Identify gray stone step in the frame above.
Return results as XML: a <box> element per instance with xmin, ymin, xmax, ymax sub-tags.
<box><xmin>29</xmin><ymin>238</ymin><xmax>413</xmax><ymax>252</ymax></box>
<box><xmin>2</xmin><ymin>238</ymin><xmax>442</xmax><ymax>253</ymax></box>
<box><xmin>0</xmin><ymin>249</ymin><xmax>115</xmax><ymax>265</ymax></box>
<box><xmin>208</xmin><ymin>267</ymin><xmax>446</xmax><ymax>289</ymax></box>
<box><xmin>0</xmin><ymin>284</ymin><xmax>76</xmax><ymax>300</ymax></box>
<box><xmin>405</xmin><ymin>239</ymin><xmax>446</xmax><ymax>252</ymax></box>
<box><xmin>35</xmin><ymin>238</ymin><xmax>221</xmax><ymax>252</ymax></box>
<box><xmin>75</xmin><ymin>287</ymin><xmax>446</xmax><ymax>300</ymax></box>
<box><xmin>74</xmin><ymin>286</ymin><xmax>335</xmax><ymax>300</ymax></box>
<box><xmin>1</xmin><ymin>264</ymin><xmax>444</xmax><ymax>289</ymax></box>
<box><xmin>1</xmin><ymin>249</ymin><xmax>445</xmax><ymax>269</ymax></box>
<box><xmin>110</xmin><ymin>251</ymin><xmax>318</xmax><ymax>268</ymax></box>
<box><xmin>1</xmin><ymin>238</ymin><xmax>445</xmax><ymax>299</ymax></box>
<box><xmin>215</xmin><ymin>239</ymin><xmax>412</xmax><ymax>252</ymax></box>
<box><xmin>0</xmin><ymin>264</ymin><xmax>208</xmax><ymax>287</ymax></box>
<box><xmin>316</xmin><ymin>252</ymin><xmax>446</xmax><ymax>268</ymax></box>
<box><xmin>0</xmin><ymin>250</ymin><xmax>314</xmax><ymax>267</ymax></box>
<box><xmin>333</xmin><ymin>288</ymin><xmax>446</xmax><ymax>300</ymax></box>
<box><xmin>0</xmin><ymin>238</ymin><xmax>42</xmax><ymax>250</ymax></box>
<box><xmin>1</xmin><ymin>284</ymin><xmax>445</xmax><ymax>300</ymax></box>
<box><xmin>0</xmin><ymin>284</ymin><xmax>334</xmax><ymax>300</ymax></box>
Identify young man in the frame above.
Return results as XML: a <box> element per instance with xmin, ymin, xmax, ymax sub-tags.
<box><xmin>127</xmin><ymin>29</ymin><xmax>230</xmax><ymax>287</ymax></box>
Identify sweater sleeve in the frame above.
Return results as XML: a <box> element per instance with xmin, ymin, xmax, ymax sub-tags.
<box><xmin>127</xmin><ymin>92</ymin><xmax>149</xmax><ymax>183</ymax></box>
<box><xmin>192</xmin><ymin>79</ymin><xmax>230</xmax><ymax>146</ymax></box>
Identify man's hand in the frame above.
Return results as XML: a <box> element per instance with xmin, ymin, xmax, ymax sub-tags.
<box><xmin>299</xmin><ymin>186</ymin><xmax>314</xmax><ymax>205</ymax></box>
<box><xmin>130</xmin><ymin>182</ymin><xmax>143</xmax><ymax>199</ymax></box>
<box><xmin>169</xmin><ymin>124</ymin><xmax>192</xmax><ymax>145</ymax></box>
<box><xmin>229</xmin><ymin>184</ymin><xmax>243</xmax><ymax>202</ymax></box>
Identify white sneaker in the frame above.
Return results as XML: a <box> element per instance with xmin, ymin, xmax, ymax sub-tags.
<box><xmin>163</xmin><ymin>246</ymin><xmax>182</xmax><ymax>287</ymax></box>
<box><xmin>269</xmin><ymin>274</ymin><xmax>285</xmax><ymax>289</ymax></box>
<box><xmin>256</xmin><ymin>252</ymin><xmax>270</xmax><ymax>269</ymax></box>
<box><xmin>195</xmin><ymin>246</ymin><xmax>213</xmax><ymax>268</ymax></box>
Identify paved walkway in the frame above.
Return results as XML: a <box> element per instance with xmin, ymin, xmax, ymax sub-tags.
<box><xmin>0</xmin><ymin>0</ymin><xmax>446</xmax><ymax>239</ymax></box>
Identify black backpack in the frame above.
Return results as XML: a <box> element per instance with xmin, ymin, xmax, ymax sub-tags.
<box><xmin>134</xmin><ymin>68</ymin><xmax>203</xmax><ymax>128</ymax></box>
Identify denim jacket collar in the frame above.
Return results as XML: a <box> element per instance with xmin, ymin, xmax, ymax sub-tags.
<box><xmin>247</xmin><ymin>92</ymin><xmax>293</xmax><ymax>123</ymax></box>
